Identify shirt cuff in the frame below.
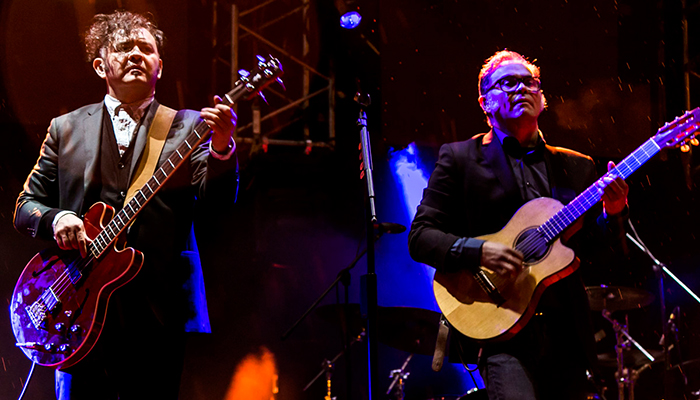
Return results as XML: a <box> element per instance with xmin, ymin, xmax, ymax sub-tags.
<box><xmin>209</xmin><ymin>138</ymin><xmax>236</xmax><ymax>160</ymax></box>
<box><xmin>52</xmin><ymin>211</ymin><xmax>77</xmax><ymax>237</ymax></box>
<box><xmin>447</xmin><ymin>237</ymin><xmax>485</xmax><ymax>273</ymax></box>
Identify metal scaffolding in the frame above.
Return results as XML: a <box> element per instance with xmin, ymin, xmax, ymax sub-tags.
<box><xmin>210</xmin><ymin>0</ymin><xmax>335</xmax><ymax>154</ymax></box>
<box><xmin>681</xmin><ymin>0</ymin><xmax>700</xmax><ymax>188</ymax></box>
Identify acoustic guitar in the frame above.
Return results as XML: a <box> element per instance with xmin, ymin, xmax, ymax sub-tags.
<box><xmin>10</xmin><ymin>56</ymin><xmax>283</xmax><ymax>369</ymax></box>
<box><xmin>433</xmin><ymin>108</ymin><xmax>700</xmax><ymax>342</ymax></box>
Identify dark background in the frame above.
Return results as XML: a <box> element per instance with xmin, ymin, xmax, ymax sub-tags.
<box><xmin>1</xmin><ymin>0</ymin><xmax>700</xmax><ymax>399</ymax></box>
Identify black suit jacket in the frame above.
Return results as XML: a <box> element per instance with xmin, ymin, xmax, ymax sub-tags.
<box><xmin>14</xmin><ymin>100</ymin><xmax>239</xmax><ymax>332</ymax></box>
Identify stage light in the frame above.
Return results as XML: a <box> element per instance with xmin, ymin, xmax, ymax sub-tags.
<box><xmin>391</xmin><ymin>143</ymin><xmax>428</xmax><ymax>220</ymax></box>
<box><xmin>340</xmin><ymin>11</ymin><xmax>362</xmax><ymax>29</ymax></box>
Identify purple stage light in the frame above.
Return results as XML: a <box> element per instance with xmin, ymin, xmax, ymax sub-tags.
<box><xmin>340</xmin><ymin>11</ymin><xmax>362</xmax><ymax>29</ymax></box>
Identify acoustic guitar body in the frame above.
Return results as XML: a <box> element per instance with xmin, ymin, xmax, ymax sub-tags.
<box><xmin>433</xmin><ymin>197</ymin><xmax>580</xmax><ymax>342</ymax></box>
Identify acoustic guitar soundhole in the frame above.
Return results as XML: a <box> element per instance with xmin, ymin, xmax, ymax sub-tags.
<box><xmin>515</xmin><ymin>228</ymin><xmax>550</xmax><ymax>264</ymax></box>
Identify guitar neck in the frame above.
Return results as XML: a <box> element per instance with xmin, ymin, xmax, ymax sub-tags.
<box><xmin>539</xmin><ymin>137</ymin><xmax>661</xmax><ymax>243</ymax></box>
<box><xmin>87</xmin><ymin>120</ymin><xmax>210</xmax><ymax>257</ymax></box>
<box><xmin>80</xmin><ymin>55</ymin><xmax>282</xmax><ymax>259</ymax></box>
<box><xmin>87</xmin><ymin>91</ymin><xmax>242</xmax><ymax>258</ymax></box>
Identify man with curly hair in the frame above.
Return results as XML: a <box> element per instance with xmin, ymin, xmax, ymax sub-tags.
<box><xmin>14</xmin><ymin>10</ymin><xmax>239</xmax><ymax>399</ymax></box>
<box><xmin>409</xmin><ymin>50</ymin><xmax>629</xmax><ymax>399</ymax></box>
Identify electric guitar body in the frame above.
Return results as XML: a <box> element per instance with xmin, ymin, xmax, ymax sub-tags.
<box><xmin>10</xmin><ymin>202</ymin><xmax>142</xmax><ymax>368</ymax></box>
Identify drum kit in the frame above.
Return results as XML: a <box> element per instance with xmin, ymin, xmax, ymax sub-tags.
<box><xmin>309</xmin><ymin>303</ymin><xmax>487</xmax><ymax>400</ymax></box>
<box><xmin>306</xmin><ymin>285</ymin><xmax>698</xmax><ymax>400</ymax></box>
<box><xmin>585</xmin><ymin>285</ymin><xmax>700</xmax><ymax>400</ymax></box>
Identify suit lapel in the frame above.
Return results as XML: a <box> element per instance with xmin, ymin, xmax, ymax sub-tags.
<box><xmin>81</xmin><ymin>103</ymin><xmax>103</xmax><ymax>207</ymax></box>
<box><xmin>481</xmin><ymin>130</ymin><xmax>521</xmax><ymax>201</ymax></box>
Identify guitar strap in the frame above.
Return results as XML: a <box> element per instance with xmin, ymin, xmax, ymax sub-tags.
<box><xmin>432</xmin><ymin>314</ymin><xmax>450</xmax><ymax>371</ymax></box>
<box><xmin>125</xmin><ymin>104</ymin><xmax>178</xmax><ymax>205</ymax></box>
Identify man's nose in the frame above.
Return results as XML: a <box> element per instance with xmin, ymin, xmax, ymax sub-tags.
<box><xmin>127</xmin><ymin>46</ymin><xmax>145</xmax><ymax>60</ymax></box>
<box><xmin>512</xmin><ymin>82</ymin><xmax>528</xmax><ymax>93</ymax></box>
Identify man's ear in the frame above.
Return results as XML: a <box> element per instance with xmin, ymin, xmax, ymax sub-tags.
<box><xmin>157</xmin><ymin>58</ymin><xmax>163</xmax><ymax>80</ymax></box>
<box><xmin>479</xmin><ymin>95</ymin><xmax>496</xmax><ymax>114</ymax></box>
<box><xmin>93</xmin><ymin>58</ymin><xmax>106</xmax><ymax>79</ymax></box>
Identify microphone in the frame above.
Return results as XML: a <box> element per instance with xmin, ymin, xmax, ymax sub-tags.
<box><xmin>374</xmin><ymin>222</ymin><xmax>406</xmax><ymax>234</ymax></box>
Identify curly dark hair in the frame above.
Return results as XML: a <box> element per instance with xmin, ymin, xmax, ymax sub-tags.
<box><xmin>84</xmin><ymin>10</ymin><xmax>165</xmax><ymax>62</ymax></box>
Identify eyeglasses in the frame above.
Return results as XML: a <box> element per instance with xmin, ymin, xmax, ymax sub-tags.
<box><xmin>483</xmin><ymin>75</ymin><xmax>541</xmax><ymax>94</ymax></box>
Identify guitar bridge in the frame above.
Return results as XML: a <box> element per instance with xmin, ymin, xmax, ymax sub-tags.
<box><xmin>472</xmin><ymin>269</ymin><xmax>506</xmax><ymax>306</ymax></box>
<box><xmin>26</xmin><ymin>287</ymin><xmax>61</xmax><ymax>329</ymax></box>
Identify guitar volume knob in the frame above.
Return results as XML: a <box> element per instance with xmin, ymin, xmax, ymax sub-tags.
<box><xmin>70</xmin><ymin>325</ymin><xmax>81</xmax><ymax>334</ymax></box>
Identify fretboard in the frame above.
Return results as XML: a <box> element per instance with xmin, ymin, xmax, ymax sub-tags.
<box><xmin>80</xmin><ymin>55</ymin><xmax>282</xmax><ymax>260</ymax></box>
<box><xmin>87</xmin><ymin>117</ymin><xmax>215</xmax><ymax>259</ymax></box>
<box><xmin>538</xmin><ymin>138</ymin><xmax>661</xmax><ymax>243</ymax></box>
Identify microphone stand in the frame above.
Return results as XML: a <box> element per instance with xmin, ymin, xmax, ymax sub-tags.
<box><xmin>626</xmin><ymin>220</ymin><xmax>700</xmax><ymax>400</ymax></box>
<box><xmin>356</xmin><ymin>91</ymin><xmax>379</xmax><ymax>400</ymax></box>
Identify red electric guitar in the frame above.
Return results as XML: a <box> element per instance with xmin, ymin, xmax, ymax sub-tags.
<box><xmin>10</xmin><ymin>56</ymin><xmax>283</xmax><ymax>369</ymax></box>
<box><xmin>434</xmin><ymin>108</ymin><xmax>700</xmax><ymax>342</ymax></box>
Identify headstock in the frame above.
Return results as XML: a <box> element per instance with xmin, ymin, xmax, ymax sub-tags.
<box><xmin>653</xmin><ymin>108</ymin><xmax>700</xmax><ymax>151</ymax></box>
<box><xmin>224</xmin><ymin>55</ymin><xmax>284</xmax><ymax>105</ymax></box>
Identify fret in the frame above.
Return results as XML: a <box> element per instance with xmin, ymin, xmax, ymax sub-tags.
<box><xmin>108</xmin><ymin>219</ymin><xmax>121</xmax><ymax>237</ymax></box>
<box><xmin>159</xmin><ymin>167</ymin><xmax>167</xmax><ymax>178</ymax></box>
<box><xmin>145</xmin><ymin>182</ymin><xmax>153</xmax><ymax>194</ymax></box>
<box><xmin>123</xmin><ymin>207</ymin><xmax>133</xmax><ymax>220</ymax></box>
<box><xmin>92</xmin><ymin>241</ymin><xmax>102</xmax><ymax>255</ymax></box>
<box><xmin>168</xmin><ymin>159</ymin><xmax>175</xmax><ymax>169</ymax></box>
<box><xmin>153</xmin><ymin>176</ymin><xmax>160</xmax><ymax>186</ymax></box>
<box><xmin>175</xmin><ymin>149</ymin><xmax>183</xmax><ymax>159</ymax></box>
<box><xmin>184</xmin><ymin>140</ymin><xmax>192</xmax><ymax>150</ymax></box>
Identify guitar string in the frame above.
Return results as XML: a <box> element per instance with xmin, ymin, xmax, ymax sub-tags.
<box><xmin>44</xmin><ymin>137</ymin><xmax>191</xmax><ymax>305</ymax></box>
<box><xmin>43</xmin><ymin>125</ymin><xmax>209</xmax><ymax>306</ymax></box>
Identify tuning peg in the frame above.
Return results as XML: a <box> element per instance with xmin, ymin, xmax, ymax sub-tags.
<box><xmin>258</xmin><ymin>91</ymin><xmax>268</xmax><ymax>104</ymax></box>
<box><xmin>276</xmin><ymin>77</ymin><xmax>286</xmax><ymax>91</ymax></box>
<box><xmin>256</xmin><ymin>54</ymin><xmax>267</xmax><ymax>65</ymax></box>
<box><xmin>691</xmin><ymin>137</ymin><xmax>699</xmax><ymax>146</ymax></box>
<box><xmin>680</xmin><ymin>143</ymin><xmax>691</xmax><ymax>152</ymax></box>
<box><xmin>238</xmin><ymin>69</ymin><xmax>250</xmax><ymax>79</ymax></box>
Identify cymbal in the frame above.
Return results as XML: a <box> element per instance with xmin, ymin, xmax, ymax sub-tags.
<box><xmin>585</xmin><ymin>285</ymin><xmax>655</xmax><ymax>312</ymax></box>
<box><xmin>377</xmin><ymin>306</ymin><xmax>441</xmax><ymax>356</ymax></box>
<box><xmin>597</xmin><ymin>348</ymin><xmax>664</xmax><ymax>369</ymax></box>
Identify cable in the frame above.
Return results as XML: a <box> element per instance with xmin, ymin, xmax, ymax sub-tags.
<box><xmin>17</xmin><ymin>361</ymin><xmax>36</xmax><ymax>400</ymax></box>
